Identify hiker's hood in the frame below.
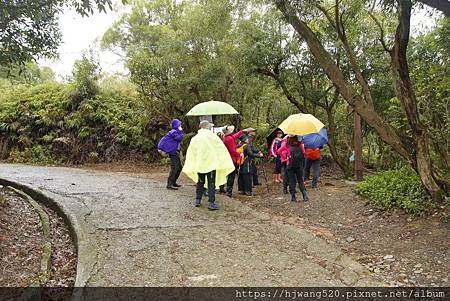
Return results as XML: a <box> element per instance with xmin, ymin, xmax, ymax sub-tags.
<box><xmin>171</xmin><ymin>119</ymin><xmax>182</xmax><ymax>129</ymax></box>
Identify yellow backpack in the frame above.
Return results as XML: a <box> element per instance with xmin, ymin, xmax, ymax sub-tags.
<box><xmin>236</xmin><ymin>144</ymin><xmax>246</xmax><ymax>165</ymax></box>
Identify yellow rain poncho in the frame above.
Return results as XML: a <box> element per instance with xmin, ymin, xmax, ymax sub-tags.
<box><xmin>182</xmin><ymin>129</ymin><xmax>234</xmax><ymax>187</ymax></box>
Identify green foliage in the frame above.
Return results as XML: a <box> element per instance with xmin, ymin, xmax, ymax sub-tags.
<box><xmin>0</xmin><ymin>77</ymin><xmax>158</xmax><ymax>164</ymax></box>
<box><xmin>10</xmin><ymin>145</ymin><xmax>57</xmax><ymax>165</ymax></box>
<box><xmin>0</xmin><ymin>61</ymin><xmax>55</xmax><ymax>84</ymax></box>
<box><xmin>1</xmin><ymin>0</ymin><xmax>448</xmax><ymax>198</ymax></box>
<box><xmin>101</xmin><ymin>0</ymin><xmax>284</xmax><ymax>132</ymax></box>
<box><xmin>71</xmin><ymin>52</ymin><xmax>101</xmax><ymax>101</ymax></box>
<box><xmin>409</xmin><ymin>17</ymin><xmax>450</xmax><ymax>176</ymax></box>
<box><xmin>0</xmin><ymin>0</ymin><xmax>115</xmax><ymax>67</ymax></box>
<box><xmin>356</xmin><ymin>167</ymin><xmax>430</xmax><ymax>214</ymax></box>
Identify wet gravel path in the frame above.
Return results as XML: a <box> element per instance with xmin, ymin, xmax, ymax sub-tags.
<box><xmin>0</xmin><ymin>164</ymin><xmax>381</xmax><ymax>287</ymax></box>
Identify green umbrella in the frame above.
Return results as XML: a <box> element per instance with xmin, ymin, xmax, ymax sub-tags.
<box><xmin>186</xmin><ymin>101</ymin><xmax>239</xmax><ymax>116</ymax></box>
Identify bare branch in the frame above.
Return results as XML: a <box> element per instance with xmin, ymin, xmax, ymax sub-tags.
<box><xmin>333</xmin><ymin>0</ymin><xmax>375</xmax><ymax>109</ymax></box>
<box><xmin>316</xmin><ymin>4</ymin><xmax>336</xmax><ymax>31</ymax></box>
<box><xmin>368</xmin><ymin>4</ymin><xmax>391</xmax><ymax>53</ymax></box>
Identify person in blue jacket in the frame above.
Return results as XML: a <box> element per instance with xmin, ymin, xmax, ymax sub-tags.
<box><xmin>157</xmin><ymin>119</ymin><xmax>184</xmax><ymax>190</ymax></box>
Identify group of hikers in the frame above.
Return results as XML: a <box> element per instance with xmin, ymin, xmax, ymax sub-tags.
<box><xmin>158</xmin><ymin>119</ymin><xmax>321</xmax><ymax>210</ymax></box>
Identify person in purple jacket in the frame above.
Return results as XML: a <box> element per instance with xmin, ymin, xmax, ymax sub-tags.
<box><xmin>157</xmin><ymin>119</ymin><xmax>185</xmax><ymax>190</ymax></box>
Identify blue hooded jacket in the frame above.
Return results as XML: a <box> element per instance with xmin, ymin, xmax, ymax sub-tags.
<box><xmin>157</xmin><ymin>119</ymin><xmax>184</xmax><ymax>155</ymax></box>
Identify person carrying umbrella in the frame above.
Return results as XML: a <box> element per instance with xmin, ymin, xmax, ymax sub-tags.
<box><xmin>277</xmin><ymin>113</ymin><xmax>325</xmax><ymax>197</ymax></box>
<box><xmin>277</xmin><ymin>135</ymin><xmax>309</xmax><ymax>202</ymax></box>
<box><xmin>157</xmin><ymin>119</ymin><xmax>184</xmax><ymax>190</ymax></box>
<box><xmin>301</xmin><ymin>128</ymin><xmax>328</xmax><ymax>189</ymax></box>
<box><xmin>304</xmin><ymin>147</ymin><xmax>322</xmax><ymax>188</ymax></box>
<box><xmin>182</xmin><ymin>120</ymin><xmax>235</xmax><ymax>210</ymax></box>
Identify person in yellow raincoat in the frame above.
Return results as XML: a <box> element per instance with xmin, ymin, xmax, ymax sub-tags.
<box><xmin>182</xmin><ymin>120</ymin><xmax>235</xmax><ymax>210</ymax></box>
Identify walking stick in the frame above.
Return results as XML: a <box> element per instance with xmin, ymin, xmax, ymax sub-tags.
<box><xmin>259</xmin><ymin>159</ymin><xmax>270</xmax><ymax>193</ymax></box>
<box><xmin>236</xmin><ymin>164</ymin><xmax>241</xmax><ymax>193</ymax></box>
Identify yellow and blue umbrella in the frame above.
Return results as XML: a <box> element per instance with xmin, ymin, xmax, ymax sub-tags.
<box><xmin>300</xmin><ymin>127</ymin><xmax>328</xmax><ymax>149</ymax></box>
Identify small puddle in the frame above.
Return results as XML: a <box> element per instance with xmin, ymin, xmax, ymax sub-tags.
<box><xmin>187</xmin><ymin>274</ymin><xmax>218</xmax><ymax>282</ymax></box>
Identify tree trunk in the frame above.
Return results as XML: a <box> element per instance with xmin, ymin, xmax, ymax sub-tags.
<box><xmin>354</xmin><ymin>112</ymin><xmax>363</xmax><ymax>181</ymax></box>
<box><xmin>432</xmin><ymin>141</ymin><xmax>450</xmax><ymax>171</ymax></box>
<box><xmin>273</xmin><ymin>0</ymin><xmax>445</xmax><ymax>200</ymax></box>
<box><xmin>377</xmin><ymin>136</ymin><xmax>385</xmax><ymax>168</ymax></box>
<box><xmin>273</xmin><ymin>0</ymin><xmax>411</xmax><ymax>162</ymax></box>
<box><xmin>390</xmin><ymin>0</ymin><xmax>444</xmax><ymax>201</ymax></box>
<box><xmin>326</xmin><ymin>107</ymin><xmax>352</xmax><ymax>177</ymax></box>
<box><xmin>256</xmin><ymin>101</ymin><xmax>260</xmax><ymax>126</ymax></box>
<box><xmin>266</xmin><ymin>102</ymin><xmax>272</xmax><ymax>126</ymax></box>
<box><xmin>415</xmin><ymin>134</ymin><xmax>444</xmax><ymax>200</ymax></box>
<box><xmin>0</xmin><ymin>134</ymin><xmax>10</xmax><ymax>159</ymax></box>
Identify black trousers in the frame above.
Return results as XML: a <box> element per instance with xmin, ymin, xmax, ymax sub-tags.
<box><xmin>287</xmin><ymin>166</ymin><xmax>306</xmax><ymax>195</ymax></box>
<box><xmin>196</xmin><ymin>171</ymin><xmax>216</xmax><ymax>203</ymax></box>
<box><xmin>304</xmin><ymin>158</ymin><xmax>321</xmax><ymax>188</ymax></box>
<box><xmin>226</xmin><ymin>164</ymin><xmax>238</xmax><ymax>193</ymax></box>
<box><xmin>282</xmin><ymin>162</ymin><xmax>289</xmax><ymax>190</ymax></box>
<box><xmin>168</xmin><ymin>152</ymin><xmax>182</xmax><ymax>186</ymax></box>
<box><xmin>275</xmin><ymin>156</ymin><xmax>282</xmax><ymax>174</ymax></box>
<box><xmin>238</xmin><ymin>173</ymin><xmax>252</xmax><ymax>193</ymax></box>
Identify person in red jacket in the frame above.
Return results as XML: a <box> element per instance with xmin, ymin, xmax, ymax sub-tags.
<box><xmin>222</xmin><ymin>125</ymin><xmax>253</xmax><ymax>197</ymax></box>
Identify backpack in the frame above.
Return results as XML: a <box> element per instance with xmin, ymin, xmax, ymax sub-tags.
<box><xmin>305</xmin><ymin>148</ymin><xmax>321</xmax><ymax>160</ymax></box>
<box><xmin>236</xmin><ymin>144</ymin><xmax>246</xmax><ymax>165</ymax></box>
<box><xmin>157</xmin><ymin>149</ymin><xmax>168</xmax><ymax>157</ymax></box>
<box><xmin>289</xmin><ymin>144</ymin><xmax>304</xmax><ymax>168</ymax></box>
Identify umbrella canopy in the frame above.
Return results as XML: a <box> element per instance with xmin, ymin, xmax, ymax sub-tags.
<box><xmin>278</xmin><ymin>113</ymin><xmax>324</xmax><ymax>136</ymax></box>
<box><xmin>186</xmin><ymin>101</ymin><xmax>239</xmax><ymax>116</ymax></box>
<box><xmin>266</xmin><ymin>128</ymin><xmax>285</xmax><ymax>149</ymax></box>
<box><xmin>300</xmin><ymin>127</ymin><xmax>328</xmax><ymax>149</ymax></box>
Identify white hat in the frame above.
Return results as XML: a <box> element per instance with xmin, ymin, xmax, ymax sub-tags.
<box><xmin>199</xmin><ymin>120</ymin><xmax>214</xmax><ymax>129</ymax></box>
<box><xmin>223</xmin><ymin>125</ymin><xmax>235</xmax><ymax>135</ymax></box>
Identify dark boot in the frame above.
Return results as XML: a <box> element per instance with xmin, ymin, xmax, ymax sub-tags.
<box><xmin>283</xmin><ymin>187</ymin><xmax>288</xmax><ymax>194</ymax></box>
<box><xmin>290</xmin><ymin>193</ymin><xmax>297</xmax><ymax>202</ymax></box>
<box><xmin>208</xmin><ymin>202</ymin><xmax>219</xmax><ymax>210</ymax></box>
<box><xmin>302</xmin><ymin>190</ymin><xmax>309</xmax><ymax>201</ymax></box>
<box><xmin>226</xmin><ymin>186</ymin><xmax>233</xmax><ymax>197</ymax></box>
<box><xmin>167</xmin><ymin>178</ymin><xmax>178</xmax><ymax>190</ymax></box>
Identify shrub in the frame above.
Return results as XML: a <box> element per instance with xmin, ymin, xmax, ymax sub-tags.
<box><xmin>356</xmin><ymin>167</ymin><xmax>430</xmax><ymax>214</ymax></box>
<box><xmin>10</xmin><ymin>145</ymin><xmax>58</xmax><ymax>165</ymax></box>
<box><xmin>71</xmin><ymin>52</ymin><xmax>100</xmax><ymax>102</ymax></box>
<box><xmin>0</xmin><ymin>80</ymin><xmax>164</xmax><ymax>164</ymax></box>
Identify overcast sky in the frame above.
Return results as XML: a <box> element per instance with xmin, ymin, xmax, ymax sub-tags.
<box><xmin>38</xmin><ymin>5</ymin><xmax>127</xmax><ymax>80</ymax></box>
<box><xmin>39</xmin><ymin>4</ymin><xmax>438</xmax><ymax>80</ymax></box>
